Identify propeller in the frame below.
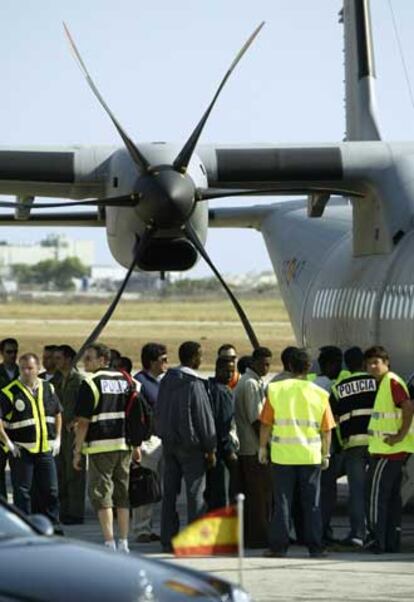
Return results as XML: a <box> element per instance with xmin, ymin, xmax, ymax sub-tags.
<box><xmin>0</xmin><ymin>194</ymin><xmax>139</xmax><ymax>211</ymax></box>
<box><xmin>62</xmin><ymin>23</ymin><xmax>267</xmax><ymax>359</ymax></box>
<box><xmin>72</xmin><ymin>226</ymin><xmax>154</xmax><ymax>365</ymax></box>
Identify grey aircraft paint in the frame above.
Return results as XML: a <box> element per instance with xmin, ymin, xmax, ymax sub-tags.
<box><xmin>0</xmin><ymin>0</ymin><xmax>411</xmax><ymax>377</ymax></box>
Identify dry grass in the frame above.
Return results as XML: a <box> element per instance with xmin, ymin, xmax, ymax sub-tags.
<box><xmin>0</xmin><ymin>296</ymin><xmax>295</xmax><ymax>372</ymax></box>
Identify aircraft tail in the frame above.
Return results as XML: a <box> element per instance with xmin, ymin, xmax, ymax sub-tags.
<box><xmin>342</xmin><ymin>0</ymin><xmax>381</xmax><ymax>141</ymax></box>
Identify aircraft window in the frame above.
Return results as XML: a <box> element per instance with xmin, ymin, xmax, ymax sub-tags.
<box><xmin>384</xmin><ymin>289</ymin><xmax>393</xmax><ymax>320</ymax></box>
<box><xmin>390</xmin><ymin>291</ymin><xmax>399</xmax><ymax>320</ymax></box>
<box><xmin>313</xmin><ymin>290</ymin><xmax>321</xmax><ymax>317</ymax></box>
<box><xmin>353</xmin><ymin>290</ymin><xmax>362</xmax><ymax>319</ymax></box>
<box><xmin>379</xmin><ymin>288</ymin><xmax>388</xmax><ymax>319</ymax></box>
<box><xmin>321</xmin><ymin>289</ymin><xmax>331</xmax><ymax>318</ymax></box>
<box><xmin>315</xmin><ymin>289</ymin><xmax>324</xmax><ymax>318</ymax></box>
<box><xmin>403</xmin><ymin>287</ymin><xmax>411</xmax><ymax>320</ymax></box>
<box><xmin>327</xmin><ymin>289</ymin><xmax>337</xmax><ymax>318</ymax></box>
<box><xmin>358</xmin><ymin>290</ymin><xmax>367</xmax><ymax>319</ymax></box>
<box><xmin>335</xmin><ymin>289</ymin><xmax>343</xmax><ymax>318</ymax></box>
<box><xmin>368</xmin><ymin>291</ymin><xmax>377</xmax><ymax>319</ymax></box>
<box><xmin>342</xmin><ymin>288</ymin><xmax>353</xmax><ymax>318</ymax></box>
<box><xmin>333</xmin><ymin>289</ymin><xmax>343</xmax><ymax>318</ymax></box>
<box><xmin>397</xmin><ymin>290</ymin><xmax>405</xmax><ymax>320</ymax></box>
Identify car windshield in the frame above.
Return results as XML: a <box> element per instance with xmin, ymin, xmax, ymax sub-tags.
<box><xmin>0</xmin><ymin>504</ymin><xmax>33</xmax><ymax>539</ymax></box>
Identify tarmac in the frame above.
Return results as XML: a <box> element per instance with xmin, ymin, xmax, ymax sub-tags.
<box><xmin>62</xmin><ymin>484</ymin><xmax>414</xmax><ymax>602</ymax></box>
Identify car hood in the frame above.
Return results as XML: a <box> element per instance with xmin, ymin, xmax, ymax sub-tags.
<box><xmin>0</xmin><ymin>536</ymin><xmax>237</xmax><ymax>602</ymax></box>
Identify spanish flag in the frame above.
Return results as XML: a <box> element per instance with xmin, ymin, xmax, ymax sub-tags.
<box><xmin>172</xmin><ymin>505</ymin><xmax>238</xmax><ymax>556</ymax></box>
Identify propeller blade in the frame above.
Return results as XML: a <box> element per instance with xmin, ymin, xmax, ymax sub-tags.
<box><xmin>63</xmin><ymin>22</ymin><xmax>150</xmax><ymax>173</ymax></box>
<box><xmin>72</xmin><ymin>226</ymin><xmax>155</xmax><ymax>365</ymax></box>
<box><xmin>196</xmin><ymin>186</ymin><xmax>364</xmax><ymax>201</ymax></box>
<box><xmin>0</xmin><ymin>194</ymin><xmax>139</xmax><ymax>210</ymax></box>
<box><xmin>184</xmin><ymin>221</ymin><xmax>259</xmax><ymax>350</ymax></box>
<box><xmin>173</xmin><ymin>22</ymin><xmax>265</xmax><ymax>174</ymax></box>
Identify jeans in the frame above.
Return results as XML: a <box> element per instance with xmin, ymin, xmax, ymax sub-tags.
<box><xmin>9</xmin><ymin>449</ymin><xmax>59</xmax><ymax>524</ymax></box>
<box><xmin>344</xmin><ymin>446</ymin><xmax>369</xmax><ymax>540</ymax></box>
<box><xmin>161</xmin><ymin>447</ymin><xmax>206</xmax><ymax>547</ymax></box>
<box><xmin>270</xmin><ymin>463</ymin><xmax>323</xmax><ymax>554</ymax></box>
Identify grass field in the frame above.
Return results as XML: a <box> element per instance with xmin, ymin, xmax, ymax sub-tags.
<box><xmin>0</xmin><ymin>296</ymin><xmax>295</xmax><ymax>372</ymax></box>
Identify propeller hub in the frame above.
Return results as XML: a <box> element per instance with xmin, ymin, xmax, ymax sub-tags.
<box><xmin>135</xmin><ymin>167</ymin><xmax>196</xmax><ymax>228</ymax></box>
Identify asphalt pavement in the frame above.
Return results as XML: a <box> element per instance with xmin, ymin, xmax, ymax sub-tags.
<box><xmin>62</xmin><ymin>483</ymin><xmax>414</xmax><ymax>602</ymax></box>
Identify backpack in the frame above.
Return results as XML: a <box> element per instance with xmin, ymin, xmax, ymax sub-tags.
<box><xmin>120</xmin><ymin>370</ymin><xmax>154</xmax><ymax>446</ymax></box>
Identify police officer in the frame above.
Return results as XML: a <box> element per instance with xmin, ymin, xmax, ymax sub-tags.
<box><xmin>330</xmin><ymin>346</ymin><xmax>377</xmax><ymax>547</ymax></box>
<box><xmin>364</xmin><ymin>345</ymin><xmax>414</xmax><ymax>553</ymax></box>
<box><xmin>0</xmin><ymin>352</ymin><xmax>62</xmax><ymax>525</ymax></box>
<box><xmin>259</xmin><ymin>348</ymin><xmax>335</xmax><ymax>558</ymax></box>
<box><xmin>73</xmin><ymin>342</ymin><xmax>141</xmax><ymax>552</ymax></box>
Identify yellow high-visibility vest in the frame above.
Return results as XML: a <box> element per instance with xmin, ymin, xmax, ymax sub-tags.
<box><xmin>268</xmin><ymin>378</ymin><xmax>329</xmax><ymax>465</ymax></box>
<box><xmin>368</xmin><ymin>371</ymin><xmax>414</xmax><ymax>455</ymax></box>
<box><xmin>1</xmin><ymin>380</ymin><xmax>56</xmax><ymax>453</ymax></box>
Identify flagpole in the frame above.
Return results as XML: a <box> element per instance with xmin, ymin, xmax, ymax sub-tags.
<box><xmin>237</xmin><ymin>493</ymin><xmax>245</xmax><ymax>587</ymax></box>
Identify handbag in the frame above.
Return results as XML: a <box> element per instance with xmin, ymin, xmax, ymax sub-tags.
<box><xmin>129</xmin><ymin>463</ymin><xmax>162</xmax><ymax>508</ymax></box>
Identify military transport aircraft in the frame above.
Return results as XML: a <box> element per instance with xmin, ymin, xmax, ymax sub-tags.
<box><xmin>0</xmin><ymin>0</ymin><xmax>413</xmax><ymax>374</ymax></box>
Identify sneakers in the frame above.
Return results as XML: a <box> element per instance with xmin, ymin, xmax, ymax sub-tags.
<box><xmin>104</xmin><ymin>540</ymin><xmax>117</xmax><ymax>551</ymax></box>
<box><xmin>117</xmin><ymin>539</ymin><xmax>130</xmax><ymax>554</ymax></box>
<box><xmin>339</xmin><ymin>536</ymin><xmax>364</xmax><ymax>549</ymax></box>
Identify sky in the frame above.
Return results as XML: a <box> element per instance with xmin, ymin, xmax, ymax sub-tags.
<box><xmin>0</xmin><ymin>0</ymin><xmax>414</xmax><ymax>277</ymax></box>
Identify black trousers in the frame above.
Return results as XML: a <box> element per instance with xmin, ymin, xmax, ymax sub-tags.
<box><xmin>0</xmin><ymin>448</ymin><xmax>7</xmax><ymax>499</ymax></box>
<box><xmin>366</xmin><ymin>456</ymin><xmax>404</xmax><ymax>552</ymax></box>
<box><xmin>269</xmin><ymin>463</ymin><xmax>323</xmax><ymax>554</ymax></box>
<box><xmin>239</xmin><ymin>455</ymin><xmax>272</xmax><ymax>548</ymax></box>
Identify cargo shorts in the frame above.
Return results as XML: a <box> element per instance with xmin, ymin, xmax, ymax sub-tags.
<box><xmin>88</xmin><ymin>450</ymin><xmax>131</xmax><ymax>510</ymax></box>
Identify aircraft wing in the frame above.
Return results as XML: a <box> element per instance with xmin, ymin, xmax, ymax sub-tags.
<box><xmin>0</xmin><ymin>146</ymin><xmax>112</xmax><ymax>200</ymax></box>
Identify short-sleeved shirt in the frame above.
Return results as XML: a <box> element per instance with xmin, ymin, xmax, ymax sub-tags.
<box><xmin>234</xmin><ymin>367</ymin><xmax>265</xmax><ymax>455</ymax></box>
<box><xmin>260</xmin><ymin>397</ymin><xmax>335</xmax><ymax>432</ymax></box>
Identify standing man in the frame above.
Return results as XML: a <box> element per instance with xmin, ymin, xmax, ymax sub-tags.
<box><xmin>206</xmin><ymin>356</ymin><xmax>239</xmax><ymax>509</ymax></box>
<box><xmin>39</xmin><ymin>345</ymin><xmax>60</xmax><ymax>382</ymax></box>
<box><xmin>234</xmin><ymin>346</ymin><xmax>273</xmax><ymax>548</ymax></box>
<box><xmin>155</xmin><ymin>341</ymin><xmax>216</xmax><ymax>553</ymax></box>
<box><xmin>132</xmin><ymin>342</ymin><xmax>167</xmax><ymax>543</ymax></box>
<box><xmin>54</xmin><ymin>344</ymin><xmax>86</xmax><ymax>525</ymax></box>
<box><xmin>73</xmin><ymin>342</ymin><xmax>140</xmax><ymax>552</ymax></box>
<box><xmin>0</xmin><ymin>337</ymin><xmax>19</xmax><ymax>499</ymax></box>
<box><xmin>259</xmin><ymin>348</ymin><xmax>335</xmax><ymax>558</ymax></box>
<box><xmin>364</xmin><ymin>345</ymin><xmax>414</xmax><ymax>553</ymax></box>
<box><xmin>217</xmin><ymin>344</ymin><xmax>239</xmax><ymax>389</ymax></box>
<box><xmin>330</xmin><ymin>346</ymin><xmax>377</xmax><ymax>547</ymax></box>
<box><xmin>0</xmin><ymin>353</ymin><xmax>62</xmax><ymax>526</ymax></box>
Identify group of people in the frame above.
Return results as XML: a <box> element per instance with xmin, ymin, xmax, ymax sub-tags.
<box><xmin>0</xmin><ymin>336</ymin><xmax>413</xmax><ymax>557</ymax></box>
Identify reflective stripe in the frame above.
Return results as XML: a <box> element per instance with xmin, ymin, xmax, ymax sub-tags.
<box><xmin>271</xmin><ymin>435</ymin><xmax>321</xmax><ymax>445</ymax></box>
<box><xmin>83</xmin><ymin>437</ymin><xmax>129</xmax><ymax>455</ymax></box>
<box><xmin>347</xmin><ymin>434</ymin><xmax>369</xmax><ymax>445</ymax></box>
<box><xmin>372</xmin><ymin>411</ymin><xmax>400</xmax><ymax>420</ymax></box>
<box><xmin>4</xmin><ymin>418</ymin><xmax>36</xmax><ymax>430</ymax></box>
<box><xmin>90</xmin><ymin>411</ymin><xmax>125</xmax><ymax>423</ymax></box>
<box><xmin>274</xmin><ymin>418</ymin><xmax>320</xmax><ymax>429</ymax></box>
<box><xmin>45</xmin><ymin>416</ymin><xmax>55</xmax><ymax>424</ymax></box>
<box><xmin>339</xmin><ymin>408</ymin><xmax>373</xmax><ymax>423</ymax></box>
<box><xmin>368</xmin><ymin>429</ymin><xmax>398</xmax><ymax>437</ymax></box>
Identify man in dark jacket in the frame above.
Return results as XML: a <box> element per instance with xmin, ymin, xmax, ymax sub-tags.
<box><xmin>206</xmin><ymin>357</ymin><xmax>239</xmax><ymax>510</ymax></box>
<box><xmin>155</xmin><ymin>341</ymin><xmax>216</xmax><ymax>553</ymax></box>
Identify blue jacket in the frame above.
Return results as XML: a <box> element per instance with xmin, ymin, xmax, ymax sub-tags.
<box><xmin>155</xmin><ymin>368</ymin><xmax>216</xmax><ymax>453</ymax></box>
